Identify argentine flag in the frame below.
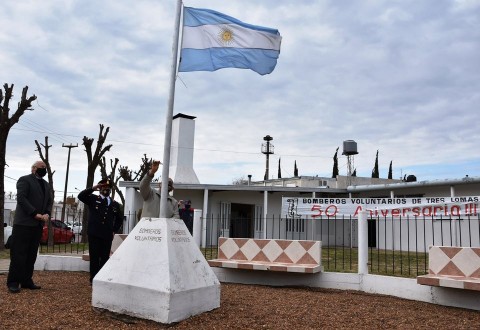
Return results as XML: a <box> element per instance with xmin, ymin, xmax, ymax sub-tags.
<box><xmin>179</xmin><ymin>7</ymin><xmax>282</xmax><ymax>76</ymax></box>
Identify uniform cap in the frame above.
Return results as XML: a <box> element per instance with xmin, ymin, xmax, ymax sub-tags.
<box><xmin>98</xmin><ymin>178</ymin><xmax>111</xmax><ymax>186</ymax></box>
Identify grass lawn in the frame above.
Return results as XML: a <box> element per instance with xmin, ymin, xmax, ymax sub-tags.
<box><xmin>0</xmin><ymin>249</ymin><xmax>9</xmax><ymax>259</ymax></box>
<box><xmin>201</xmin><ymin>246</ymin><xmax>428</xmax><ymax>278</ymax></box>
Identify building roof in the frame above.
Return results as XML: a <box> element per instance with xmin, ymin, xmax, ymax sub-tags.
<box><xmin>120</xmin><ymin>175</ymin><xmax>480</xmax><ymax>194</ymax></box>
<box><xmin>173</xmin><ymin>113</ymin><xmax>196</xmax><ymax>120</ymax></box>
<box><xmin>347</xmin><ymin>176</ymin><xmax>480</xmax><ymax>192</ymax></box>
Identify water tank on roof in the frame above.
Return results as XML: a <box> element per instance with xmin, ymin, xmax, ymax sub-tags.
<box><xmin>406</xmin><ymin>175</ymin><xmax>417</xmax><ymax>182</ymax></box>
<box><xmin>342</xmin><ymin>140</ymin><xmax>358</xmax><ymax>155</ymax></box>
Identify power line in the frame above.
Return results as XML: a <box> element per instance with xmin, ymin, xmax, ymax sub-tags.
<box><xmin>4</xmin><ymin>175</ymin><xmax>17</xmax><ymax>181</ymax></box>
<box><xmin>10</xmin><ymin>127</ymin><xmax>334</xmax><ymax>159</ymax></box>
<box><xmin>15</xmin><ymin>121</ymin><xmax>73</xmax><ymax>145</ymax></box>
<box><xmin>35</xmin><ymin>100</ymin><xmax>50</xmax><ymax>113</ymax></box>
<box><xmin>8</xmin><ymin>101</ymin><xmax>339</xmax><ymax>160</ymax></box>
<box><xmin>15</xmin><ymin>101</ymin><xmax>71</xmax><ymax>144</ymax></box>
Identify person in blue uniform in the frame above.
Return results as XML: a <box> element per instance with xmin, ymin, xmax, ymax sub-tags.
<box><xmin>78</xmin><ymin>179</ymin><xmax>123</xmax><ymax>283</ymax></box>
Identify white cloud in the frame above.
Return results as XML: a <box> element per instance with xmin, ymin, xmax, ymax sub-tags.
<box><xmin>1</xmin><ymin>0</ymin><xmax>479</xmax><ymax>200</ymax></box>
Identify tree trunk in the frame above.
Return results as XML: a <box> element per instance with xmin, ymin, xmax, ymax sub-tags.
<box><xmin>0</xmin><ymin>84</ymin><xmax>37</xmax><ymax>251</ymax></box>
<box><xmin>81</xmin><ymin>124</ymin><xmax>112</xmax><ymax>243</ymax></box>
<box><xmin>0</xmin><ymin>133</ymin><xmax>8</xmax><ymax>251</ymax></box>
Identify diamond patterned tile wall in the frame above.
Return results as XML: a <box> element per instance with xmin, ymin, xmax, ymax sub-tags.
<box><xmin>417</xmin><ymin>246</ymin><xmax>480</xmax><ymax>291</ymax></box>
<box><xmin>429</xmin><ymin>246</ymin><xmax>480</xmax><ymax>277</ymax></box>
<box><xmin>208</xmin><ymin>238</ymin><xmax>322</xmax><ymax>273</ymax></box>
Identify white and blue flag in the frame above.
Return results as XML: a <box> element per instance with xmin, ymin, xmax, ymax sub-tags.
<box><xmin>179</xmin><ymin>7</ymin><xmax>282</xmax><ymax>75</ymax></box>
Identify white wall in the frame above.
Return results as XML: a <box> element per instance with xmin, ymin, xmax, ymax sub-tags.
<box><xmin>212</xmin><ymin>268</ymin><xmax>480</xmax><ymax>311</ymax></box>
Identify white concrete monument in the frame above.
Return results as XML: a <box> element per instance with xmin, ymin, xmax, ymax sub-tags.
<box><xmin>92</xmin><ymin>217</ymin><xmax>220</xmax><ymax>324</ymax></box>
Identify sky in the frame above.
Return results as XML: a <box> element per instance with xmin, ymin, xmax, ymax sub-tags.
<box><xmin>1</xmin><ymin>0</ymin><xmax>479</xmax><ymax>202</ymax></box>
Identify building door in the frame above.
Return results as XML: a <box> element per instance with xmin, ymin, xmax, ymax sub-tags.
<box><xmin>230</xmin><ymin>203</ymin><xmax>254</xmax><ymax>238</ymax></box>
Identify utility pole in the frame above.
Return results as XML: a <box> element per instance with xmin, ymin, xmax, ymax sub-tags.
<box><xmin>61</xmin><ymin>143</ymin><xmax>78</xmax><ymax>223</ymax></box>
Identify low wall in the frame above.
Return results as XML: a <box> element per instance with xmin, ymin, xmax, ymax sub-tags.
<box><xmin>35</xmin><ymin>255</ymin><xmax>89</xmax><ymax>272</ymax></box>
<box><xmin>212</xmin><ymin>268</ymin><xmax>480</xmax><ymax>311</ymax></box>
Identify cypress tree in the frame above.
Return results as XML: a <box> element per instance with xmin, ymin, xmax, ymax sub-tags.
<box><xmin>277</xmin><ymin>158</ymin><xmax>282</xmax><ymax>179</ymax></box>
<box><xmin>332</xmin><ymin>147</ymin><xmax>339</xmax><ymax>178</ymax></box>
<box><xmin>371</xmin><ymin>150</ymin><xmax>380</xmax><ymax>178</ymax></box>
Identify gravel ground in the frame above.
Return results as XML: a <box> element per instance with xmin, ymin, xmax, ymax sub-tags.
<box><xmin>1</xmin><ymin>271</ymin><xmax>479</xmax><ymax>329</ymax></box>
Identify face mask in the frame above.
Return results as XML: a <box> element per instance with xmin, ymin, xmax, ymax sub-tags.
<box><xmin>36</xmin><ymin>168</ymin><xmax>47</xmax><ymax>177</ymax></box>
<box><xmin>100</xmin><ymin>189</ymin><xmax>111</xmax><ymax>197</ymax></box>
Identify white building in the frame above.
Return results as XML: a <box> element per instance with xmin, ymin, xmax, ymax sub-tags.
<box><xmin>120</xmin><ymin>113</ymin><xmax>480</xmax><ymax>249</ymax></box>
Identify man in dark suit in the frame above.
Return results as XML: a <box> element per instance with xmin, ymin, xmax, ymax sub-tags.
<box><xmin>78</xmin><ymin>179</ymin><xmax>123</xmax><ymax>283</ymax></box>
<box><xmin>7</xmin><ymin>160</ymin><xmax>52</xmax><ymax>293</ymax></box>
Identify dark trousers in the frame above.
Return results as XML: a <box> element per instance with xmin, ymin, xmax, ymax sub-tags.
<box><xmin>88</xmin><ymin>235</ymin><xmax>113</xmax><ymax>282</ymax></box>
<box><xmin>7</xmin><ymin>224</ymin><xmax>43</xmax><ymax>286</ymax></box>
<box><xmin>180</xmin><ymin>210</ymin><xmax>194</xmax><ymax>235</ymax></box>
<box><xmin>183</xmin><ymin>218</ymin><xmax>194</xmax><ymax>235</ymax></box>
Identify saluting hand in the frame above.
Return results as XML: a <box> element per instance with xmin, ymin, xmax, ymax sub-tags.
<box><xmin>149</xmin><ymin>160</ymin><xmax>162</xmax><ymax>175</ymax></box>
<box><xmin>93</xmin><ymin>183</ymin><xmax>108</xmax><ymax>191</ymax></box>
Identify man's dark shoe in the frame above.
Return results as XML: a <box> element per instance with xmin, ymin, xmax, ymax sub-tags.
<box><xmin>8</xmin><ymin>284</ymin><xmax>20</xmax><ymax>293</ymax></box>
<box><xmin>22</xmin><ymin>283</ymin><xmax>41</xmax><ymax>290</ymax></box>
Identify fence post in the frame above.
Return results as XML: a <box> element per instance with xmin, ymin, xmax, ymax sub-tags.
<box><xmin>358</xmin><ymin>209</ymin><xmax>369</xmax><ymax>275</ymax></box>
<box><xmin>263</xmin><ymin>191</ymin><xmax>268</xmax><ymax>239</ymax></box>
<box><xmin>193</xmin><ymin>209</ymin><xmax>202</xmax><ymax>248</ymax></box>
<box><xmin>452</xmin><ymin>218</ymin><xmax>458</xmax><ymax>247</ymax></box>
<box><xmin>201</xmin><ymin>214</ymin><xmax>208</xmax><ymax>249</ymax></box>
<box><xmin>124</xmin><ymin>186</ymin><xmax>139</xmax><ymax>234</ymax></box>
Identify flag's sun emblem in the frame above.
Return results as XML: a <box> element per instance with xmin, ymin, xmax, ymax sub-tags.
<box><xmin>218</xmin><ymin>27</ymin><xmax>234</xmax><ymax>45</ymax></box>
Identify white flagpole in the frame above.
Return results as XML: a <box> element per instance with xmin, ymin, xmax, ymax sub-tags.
<box><xmin>160</xmin><ymin>0</ymin><xmax>183</xmax><ymax>218</ymax></box>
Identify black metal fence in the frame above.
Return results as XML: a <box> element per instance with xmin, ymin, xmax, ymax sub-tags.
<box><xmin>202</xmin><ymin>213</ymin><xmax>480</xmax><ymax>277</ymax></box>
<box><xmin>38</xmin><ymin>210</ymin><xmax>138</xmax><ymax>254</ymax></box>
<box><xmin>37</xmin><ymin>210</ymin><xmax>480</xmax><ymax>278</ymax></box>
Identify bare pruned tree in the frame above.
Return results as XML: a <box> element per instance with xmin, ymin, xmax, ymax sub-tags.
<box><xmin>99</xmin><ymin>157</ymin><xmax>125</xmax><ymax>206</ymax></box>
<box><xmin>81</xmin><ymin>124</ymin><xmax>112</xmax><ymax>242</ymax></box>
<box><xmin>232</xmin><ymin>175</ymin><xmax>248</xmax><ymax>185</ymax></box>
<box><xmin>0</xmin><ymin>84</ymin><xmax>37</xmax><ymax>251</ymax></box>
<box><xmin>118</xmin><ymin>154</ymin><xmax>156</xmax><ymax>183</ymax></box>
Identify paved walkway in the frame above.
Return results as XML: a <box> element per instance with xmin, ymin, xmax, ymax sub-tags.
<box><xmin>0</xmin><ymin>258</ymin><xmax>9</xmax><ymax>273</ymax></box>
